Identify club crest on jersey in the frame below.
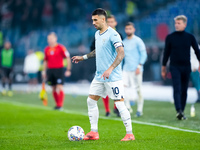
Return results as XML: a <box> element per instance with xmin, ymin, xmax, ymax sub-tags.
<box><xmin>50</xmin><ymin>51</ymin><xmax>54</xmax><ymax>55</ymax></box>
<box><xmin>103</xmin><ymin>39</ymin><xmax>106</xmax><ymax>43</ymax></box>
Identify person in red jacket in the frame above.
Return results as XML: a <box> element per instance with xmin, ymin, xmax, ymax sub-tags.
<box><xmin>42</xmin><ymin>32</ymin><xmax>71</xmax><ymax>110</ymax></box>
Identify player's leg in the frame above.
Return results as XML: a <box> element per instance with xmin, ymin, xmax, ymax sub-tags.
<box><xmin>102</xmin><ymin>95</ymin><xmax>110</xmax><ymax>116</ymax></box>
<box><xmin>7</xmin><ymin>68</ymin><xmax>13</xmax><ymax>96</ymax></box>
<box><xmin>53</xmin><ymin>68</ymin><xmax>65</xmax><ymax>110</ymax></box>
<box><xmin>106</xmin><ymin>80</ymin><xmax>134</xmax><ymax>141</ymax></box>
<box><xmin>180</xmin><ymin>66</ymin><xmax>191</xmax><ymax>116</ymax></box>
<box><xmin>123</xmin><ymin>71</ymin><xmax>132</xmax><ymax>113</ymax></box>
<box><xmin>1</xmin><ymin>68</ymin><xmax>7</xmax><ymax>95</ymax></box>
<box><xmin>32</xmin><ymin>73</ymin><xmax>38</xmax><ymax>92</ymax></box>
<box><xmin>56</xmin><ymin>84</ymin><xmax>65</xmax><ymax>109</ymax></box>
<box><xmin>47</xmin><ymin>68</ymin><xmax>59</xmax><ymax>108</ymax></box>
<box><xmin>52</xmin><ymin>85</ymin><xmax>60</xmax><ymax>109</ymax></box>
<box><xmin>115</xmin><ymin>99</ymin><xmax>135</xmax><ymax>141</ymax></box>
<box><xmin>84</xmin><ymin>95</ymin><xmax>101</xmax><ymax>140</ymax></box>
<box><xmin>84</xmin><ymin>79</ymin><xmax>104</xmax><ymax>140</ymax></box>
<box><xmin>135</xmin><ymin>72</ymin><xmax>144</xmax><ymax>117</ymax></box>
<box><xmin>170</xmin><ymin>66</ymin><xmax>182</xmax><ymax>120</ymax></box>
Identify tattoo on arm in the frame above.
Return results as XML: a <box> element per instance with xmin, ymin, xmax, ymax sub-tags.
<box><xmin>87</xmin><ymin>49</ymin><xmax>96</xmax><ymax>59</ymax></box>
<box><xmin>111</xmin><ymin>46</ymin><xmax>125</xmax><ymax>69</ymax></box>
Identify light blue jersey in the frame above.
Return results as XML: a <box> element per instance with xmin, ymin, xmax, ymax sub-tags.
<box><xmin>94</xmin><ymin>26</ymin><xmax>123</xmax><ymax>82</ymax></box>
<box><xmin>123</xmin><ymin>35</ymin><xmax>147</xmax><ymax>71</ymax></box>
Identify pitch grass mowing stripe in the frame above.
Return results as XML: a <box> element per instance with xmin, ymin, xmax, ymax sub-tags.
<box><xmin>1</xmin><ymin>100</ymin><xmax>200</xmax><ymax>134</ymax></box>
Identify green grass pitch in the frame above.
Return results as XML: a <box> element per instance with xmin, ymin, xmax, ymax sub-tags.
<box><xmin>0</xmin><ymin>92</ymin><xmax>200</xmax><ymax>150</ymax></box>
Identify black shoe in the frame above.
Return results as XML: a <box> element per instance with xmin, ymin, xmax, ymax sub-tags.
<box><xmin>105</xmin><ymin>112</ymin><xmax>110</xmax><ymax>117</ymax></box>
<box><xmin>114</xmin><ymin>108</ymin><xmax>120</xmax><ymax>117</ymax></box>
<box><xmin>176</xmin><ymin>112</ymin><xmax>183</xmax><ymax>120</ymax></box>
<box><xmin>176</xmin><ymin>112</ymin><xmax>186</xmax><ymax>120</ymax></box>
<box><xmin>182</xmin><ymin>115</ymin><xmax>187</xmax><ymax>120</ymax></box>
<box><xmin>54</xmin><ymin>106</ymin><xmax>63</xmax><ymax>111</ymax></box>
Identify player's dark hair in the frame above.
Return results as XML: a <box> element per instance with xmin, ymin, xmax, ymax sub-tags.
<box><xmin>92</xmin><ymin>8</ymin><xmax>107</xmax><ymax>19</ymax></box>
<box><xmin>107</xmin><ymin>15</ymin><xmax>116</xmax><ymax>20</ymax></box>
<box><xmin>125</xmin><ymin>22</ymin><xmax>135</xmax><ymax>27</ymax></box>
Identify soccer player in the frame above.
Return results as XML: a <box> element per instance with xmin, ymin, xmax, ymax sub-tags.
<box><xmin>122</xmin><ymin>22</ymin><xmax>147</xmax><ymax>117</ymax></box>
<box><xmin>72</xmin><ymin>8</ymin><xmax>134</xmax><ymax>141</ymax></box>
<box><xmin>42</xmin><ymin>32</ymin><xmax>71</xmax><ymax>110</ymax></box>
<box><xmin>90</xmin><ymin>15</ymin><xmax>123</xmax><ymax>117</ymax></box>
<box><xmin>162</xmin><ymin>15</ymin><xmax>200</xmax><ymax>120</ymax></box>
<box><xmin>0</xmin><ymin>41</ymin><xmax>14</xmax><ymax>96</ymax></box>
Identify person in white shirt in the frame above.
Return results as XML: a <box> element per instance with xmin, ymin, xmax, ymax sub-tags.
<box><xmin>190</xmin><ymin>46</ymin><xmax>200</xmax><ymax>103</ymax></box>
<box><xmin>24</xmin><ymin>50</ymin><xmax>40</xmax><ymax>92</ymax></box>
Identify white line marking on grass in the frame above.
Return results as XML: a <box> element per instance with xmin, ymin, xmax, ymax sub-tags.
<box><xmin>1</xmin><ymin>100</ymin><xmax>200</xmax><ymax>134</ymax></box>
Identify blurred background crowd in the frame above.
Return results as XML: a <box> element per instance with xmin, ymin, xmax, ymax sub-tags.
<box><xmin>0</xmin><ymin>0</ymin><xmax>199</xmax><ymax>83</ymax></box>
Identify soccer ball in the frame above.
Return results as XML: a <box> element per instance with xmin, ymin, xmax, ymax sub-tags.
<box><xmin>68</xmin><ymin>126</ymin><xmax>85</xmax><ymax>141</ymax></box>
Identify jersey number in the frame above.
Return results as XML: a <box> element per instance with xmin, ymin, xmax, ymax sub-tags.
<box><xmin>112</xmin><ymin>87</ymin><xmax>119</xmax><ymax>97</ymax></box>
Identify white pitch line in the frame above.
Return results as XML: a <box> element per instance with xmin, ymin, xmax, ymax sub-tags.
<box><xmin>1</xmin><ymin>100</ymin><xmax>200</xmax><ymax>134</ymax></box>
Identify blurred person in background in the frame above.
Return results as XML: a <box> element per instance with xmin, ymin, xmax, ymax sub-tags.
<box><xmin>90</xmin><ymin>15</ymin><xmax>123</xmax><ymax>117</ymax></box>
<box><xmin>42</xmin><ymin>0</ymin><xmax>53</xmax><ymax>29</ymax></box>
<box><xmin>0</xmin><ymin>41</ymin><xmax>14</xmax><ymax>96</ymax></box>
<box><xmin>190</xmin><ymin>45</ymin><xmax>200</xmax><ymax>103</ymax></box>
<box><xmin>23</xmin><ymin>50</ymin><xmax>40</xmax><ymax>93</ymax></box>
<box><xmin>122</xmin><ymin>22</ymin><xmax>147</xmax><ymax>117</ymax></box>
<box><xmin>162</xmin><ymin>15</ymin><xmax>200</xmax><ymax>120</ymax></box>
<box><xmin>35</xmin><ymin>51</ymin><xmax>44</xmax><ymax>83</ymax></box>
<box><xmin>150</xmin><ymin>46</ymin><xmax>161</xmax><ymax>81</ymax></box>
<box><xmin>42</xmin><ymin>32</ymin><xmax>71</xmax><ymax>110</ymax></box>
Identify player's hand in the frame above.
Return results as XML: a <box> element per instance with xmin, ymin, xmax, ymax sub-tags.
<box><xmin>161</xmin><ymin>66</ymin><xmax>167</xmax><ymax>80</ymax></box>
<box><xmin>65</xmin><ymin>70</ymin><xmax>71</xmax><ymax>77</ymax></box>
<box><xmin>71</xmin><ymin>56</ymin><xmax>84</xmax><ymax>63</ymax></box>
<box><xmin>135</xmin><ymin>68</ymin><xmax>140</xmax><ymax>75</ymax></box>
<box><xmin>101</xmin><ymin>67</ymin><xmax>113</xmax><ymax>80</ymax></box>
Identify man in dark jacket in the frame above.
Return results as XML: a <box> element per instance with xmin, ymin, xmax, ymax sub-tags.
<box><xmin>162</xmin><ymin>15</ymin><xmax>200</xmax><ymax>120</ymax></box>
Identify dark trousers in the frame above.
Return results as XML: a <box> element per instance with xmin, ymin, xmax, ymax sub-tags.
<box><xmin>170</xmin><ymin>65</ymin><xmax>191</xmax><ymax>113</ymax></box>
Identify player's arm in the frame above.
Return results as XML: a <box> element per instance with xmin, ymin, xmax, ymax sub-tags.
<box><xmin>65</xmin><ymin>56</ymin><xmax>72</xmax><ymax>77</ymax></box>
<box><xmin>71</xmin><ymin>49</ymin><xmax>96</xmax><ymax>63</ymax></box>
<box><xmin>162</xmin><ymin>35</ymin><xmax>171</xmax><ymax>80</ymax></box>
<box><xmin>101</xmin><ymin>46</ymin><xmax>124</xmax><ymax>80</ymax></box>
<box><xmin>111</xmin><ymin>46</ymin><xmax>124</xmax><ymax>69</ymax></box>
<box><xmin>42</xmin><ymin>60</ymin><xmax>47</xmax><ymax>80</ymax></box>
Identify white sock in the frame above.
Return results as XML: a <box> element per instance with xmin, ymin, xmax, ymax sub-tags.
<box><xmin>115</xmin><ymin>101</ymin><xmax>132</xmax><ymax>134</ymax></box>
<box><xmin>87</xmin><ymin>97</ymin><xmax>99</xmax><ymax>132</ymax></box>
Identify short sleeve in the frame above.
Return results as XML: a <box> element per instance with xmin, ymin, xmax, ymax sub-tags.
<box><xmin>60</xmin><ymin>45</ymin><xmax>70</xmax><ymax>58</ymax></box>
<box><xmin>110</xmin><ymin>32</ymin><xmax>123</xmax><ymax>49</ymax></box>
<box><xmin>44</xmin><ymin>47</ymin><xmax>48</xmax><ymax>61</ymax></box>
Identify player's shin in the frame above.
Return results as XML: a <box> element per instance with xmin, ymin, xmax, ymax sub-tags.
<box><xmin>87</xmin><ymin>97</ymin><xmax>99</xmax><ymax>132</ymax></box>
<box><xmin>52</xmin><ymin>91</ymin><xmax>59</xmax><ymax>106</ymax></box>
<box><xmin>115</xmin><ymin>101</ymin><xmax>132</xmax><ymax>134</ymax></box>
<box><xmin>59</xmin><ymin>90</ymin><xmax>65</xmax><ymax>107</ymax></box>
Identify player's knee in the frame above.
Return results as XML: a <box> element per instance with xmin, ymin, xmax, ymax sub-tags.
<box><xmin>89</xmin><ymin>95</ymin><xmax>100</xmax><ymax>101</ymax></box>
<box><xmin>87</xmin><ymin>97</ymin><xmax>97</xmax><ymax>107</ymax></box>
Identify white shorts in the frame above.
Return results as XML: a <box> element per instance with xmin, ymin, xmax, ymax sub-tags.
<box><xmin>89</xmin><ymin>79</ymin><xmax>124</xmax><ymax>100</ymax></box>
<box><xmin>123</xmin><ymin>71</ymin><xmax>143</xmax><ymax>89</ymax></box>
